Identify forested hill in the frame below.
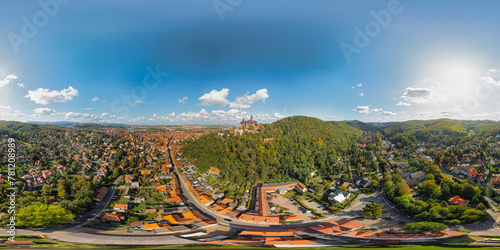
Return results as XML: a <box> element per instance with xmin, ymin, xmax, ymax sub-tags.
<box><xmin>180</xmin><ymin>116</ymin><xmax>362</xmax><ymax>185</ymax></box>
<box><xmin>0</xmin><ymin>121</ymin><xmax>67</xmax><ymax>140</ymax></box>
<box><xmin>381</xmin><ymin>119</ymin><xmax>468</xmax><ymax>146</ymax></box>
<box><xmin>341</xmin><ymin>120</ymin><xmax>382</xmax><ymax>132</ymax></box>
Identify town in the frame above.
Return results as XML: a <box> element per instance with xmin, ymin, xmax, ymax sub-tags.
<box><xmin>2</xmin><ymin>117</ymin><xmax>500</xmax><ymax>247</ymax></box>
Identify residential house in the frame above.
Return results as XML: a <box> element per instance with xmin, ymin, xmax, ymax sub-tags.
<box><xmin>492</xmin><ymin>175</ymin><xmax>500</xmax><ymax>185</ymax></box>
<box><xmin>328</xmin><ymin>190</ymin><xmax>350</xmax><ymax>203</ymax></box>
<box><xmin>354</xmin><ymin>177</ymin><xmax>370</xmax><ymax>188</ymax></box>
<box><xmin>57</xmin><ymin>164</ymin><xmax>69</xmax><ymax>174</ymax></box>
<box><xmin>42</xmin><ymin>170</ymin><xmax>56</xmax><ymax>179</ymax></box>
<box><xmin>124</xmin><ymin>174</ymin><xmax>136</xmax><ymax>183</ymax></box>
<box><xmin>410</xmin><ymin>171</ymin><xmax>426</xmax><ymax>181</ymax></box>
<box><xmin>102</xmin><ymin>212</ymin><xmax>125</xmax><ymax>222</ymax></box>
<box><xmin>448</xmin><ymin>195</ymin><xmax>469</xmax><ymax>206</ymax></box>
<box><xmin>114</xmin><ymin>203</ymin><xmax>130</xmax><ymax>212</ymax></box>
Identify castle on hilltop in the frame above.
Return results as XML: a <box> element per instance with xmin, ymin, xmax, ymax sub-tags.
<box><xmin>239</xmin><ymin>115</ymin><xmax>260</xmax><ymax>130</ymax></box>
<box><xmin>233</xmin><ymin>115</ymin><xmax>262</xmax><ymax>135</ymax></box>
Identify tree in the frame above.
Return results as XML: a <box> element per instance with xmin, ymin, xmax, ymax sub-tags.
<box><xmin>424</xmin><ymin>164</ymin><xmax>441</xmax><ymax>176</ymax></box>
<box><xmin>16</xmin><ymin>204</ymin><xmax>74</xmax><ymax>228</ymax></box>
<box><xmin>58</xmin><ymin>189</ymin><xmax>68</xmax><ymax>200</ymax></box>
<box><xmin>461</xmin><ymin>184</ymin><xmax>475</xmax><ymax>200</ymax></box>
<box><xmin>337</xmin><ymin>185</ymin><xmax>348</xmax><ymax>192</ymax></box>
<box><xmin>486</xmin><ymin>184</ymin><xmax>496</xmax><ymax>198</ymax></box>
<box><xmin>42</xmin><ymin>184</ymin><xmax>52</xmax><ymax>197</ymax></box>
<box><xmin>425</xmin><ymin>174</ymin><xmax>435</xmax><ymax>181</ymax></box>
<box><xmin>471</xmin><ymin>194</ymin><xmax>480</xmax><ymax>205</ymax></box>
<box><xmin>403</xmin><ymin>222</ymin><xmax>447</xmax><ymax>233</ymax></box>
<box><xmin>113</xmin><ymin>167</ymin><xmax>123</xmax><ymax>177</ymax></box>
<box><xmin>397</xmin><ymin>182</ymin><xmax>411</xmax><ymax>196</ymax></box>
<box><xmin>393</xmin><ymin>174</ymin><xmax>403</xmax><ymax>183</ymax></box>
<box><xmin>422</xmin><ymin>180</ymin><xmax>437</xmax><ymax>195</ymax></box>
<box><xmin>441</xmin><ymin>183</ymin><xmax>452</xmax><ymax>200</ymax></box>
<box><xmin>127</xmin><ymin>216</ymin><xmax>140</xmax><ymax>224</ymax></box>
<box><xmin>476</xmin><ymin>203</ymin><xmax>486</xmax><ymax>211</ymax></box>
<box><xmin>363</xmin><ymin>202</ymin><xmax>383</xmax><ymax>218</ymax></box>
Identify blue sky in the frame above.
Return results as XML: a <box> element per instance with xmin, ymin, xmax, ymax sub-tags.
<box><xmin>1</xmin><ymin>0</ymin><xmax>500</xmax><ymax>125</ymax></box>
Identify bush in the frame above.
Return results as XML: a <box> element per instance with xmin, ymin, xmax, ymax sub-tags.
<box><xmin>363</xmin><ymin>203</ymin><xmax>383</xmax><ymax>218</ymax></box>
<box><xmin>446</xmin><ymin>219</ymin><xmax>461</xmax><ymax>225</ymax></box>
<box><xmin>403</xmin><ymin>222</ymin><xmax>447</xmax><ymax>233</ymax></box>
<box><xmin>16</xmin><ymin>204</ymin><xmax>74</xmax><ymax>228</ymax></box>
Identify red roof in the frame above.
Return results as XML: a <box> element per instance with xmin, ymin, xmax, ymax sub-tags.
<box><xmin>448</xmin><ymin>195</ymin><xmax>469</xmax><ymax>206</ymax></box>
<box><xmin>492</xmin><ymin>175</ymin><xmax>500</xmax><ymax>184</ymax></box>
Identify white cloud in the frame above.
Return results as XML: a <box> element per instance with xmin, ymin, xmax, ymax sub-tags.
<box><xmin>177</xmin><ymin>109</ymin><xmax>211</xmax><ymax>121</ymax></box>
<box><xmin>198</xmin><ymin>88</ymin><xmax>230</xmax><ymax>107</ymax></box>
<box><xmin>353</xmin><ymin>105</ymin><xmax>386</xmax><ymax>115</ymax></box>
<box><xmin>396</xmin><ymin>101</ymin><xmax>411</xmax><ymax>106</ymax></box>
<box><xmin>480</xmin><ymin>69</ymin><xmax>500</xmax><ymax>88</ymax></box>
<box><xmin>65</xmin><ymin>112</ymin><xmax>85</xmax><ymax>118</ymax></box>
<box><xmin>91</xmin><ymin>97</ymin><xmax>100</xmax><ymax>102</ymax></box>
<box><xmin>414</xmin><ymin>109</ymin><xmax>465</xmax><ymax>119</ymax></box>
<box><xmin>229</xmin><ymin>88</ymin><xmax>270</xmax><ymax>109</ymax></box>
<box><xmin>211</xmin><ymin>110</ymin><xmax>226</xmax><ymax>117</ymax></box>
<box><xmin>0</xmin><ymin>74</ymin><xmax>18</xmax><ymax>88</ymax></box>
<box><xmin>98</xmin><ymin>113</ymin><xmax>116</xmax><ymax>120</ymax></box>
<box><xmin>353</xmin><ymin>106</ymin><xmax>371</xmax><ymax>115</ymax></box>
<box><xmin>379</xmin><ymin>111</ymin><xmax>397</xmax><ymax>116</ymax></box>
<box><xmin>63</xmin><ymin>112</ymin><xmax>115</xmax><ymax>122</ymax></box>
<box><xmin>26</xmin><ymin>86</ymin><xmax>78</xmax><ymax>105</ymax></box>
<box><xmin>134</xmin><ymin>100</ymin><xmax>144</xmax><ymax>104</ymax></box>
<box><xmin>17</xmin><ymin>83</ymin><xmax>25</xmax><ymax>88</ymax></box>
<box><xmin>178</xmin><ymin>96</ymin><xmax>188</xmax><ymax>104</ymax></box>
<box><xmin>352</xmin><ymin>83</ymin><xmax>364</xmax><ymax>97</ymax></box>
<box><xmin>168</xmin><ymin>112</ymin><xmax>175</xmax><ymax>117</ymax></box>
<box><xmin>0</xmin><ymin>105</ymin><xmax>11</xmax><ymax>110</ymax></box>
<box><xmin>401</xmin><ymin>87</ymin><xmax>444</xmax><ymax>104</ymax></box>
<box><xmin>85</xmin><ymin>107</ymin><xmax>92</xmax><ymax>110</ymax></box>
<box><xmin>34</xmin><ymin>108</ymin><xmax>56</xmax><ymax>114</ymax></box>
<box><xmin>273</xmin><ymin>113</ymin><xmax>285</xmax><ymax>119</ymax></box>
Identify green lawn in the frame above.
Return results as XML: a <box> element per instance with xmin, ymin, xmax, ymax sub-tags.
<box><xmin>131</xmin><ymin>202</ymin><xmax>146</xmax><ymax>212</ymax></box>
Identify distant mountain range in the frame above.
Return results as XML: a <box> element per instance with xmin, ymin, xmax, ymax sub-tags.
<box><xmin>27</xmin><ymin>121</ymin><xmax>127</xmax><ymax>128</ymax></box>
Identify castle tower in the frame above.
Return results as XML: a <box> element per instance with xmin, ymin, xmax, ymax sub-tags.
<box><xmin>250</xmin><ymin>115</ymin><xmax>253</xmax><ymax>122</ymax></box>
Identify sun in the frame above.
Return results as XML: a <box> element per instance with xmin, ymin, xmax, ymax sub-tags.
<box><xmin>418</xmin><ymin>56</ymin><xmax>481</xmax><ymax>98</ymax></box>
<box><xmin>441</xmin><ymin>62</ymin><xmax>477</xmax><ymax>89</ymax></box>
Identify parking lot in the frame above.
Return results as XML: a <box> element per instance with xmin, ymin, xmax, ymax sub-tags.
<box><xmin>300</xmin><ymin>197</ymin><xmax>331</xmax><ymax>216</ymax></box>
<box><xmin>268</xmin><ymin>194</ymin><xmax>313</xmax><ymax>222</ymax></box>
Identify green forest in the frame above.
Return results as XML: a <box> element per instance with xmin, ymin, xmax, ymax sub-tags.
<box><xmin>181</xmin><ymin>116</ymin><xmax>362</xmax><ymax>185</ymax></box>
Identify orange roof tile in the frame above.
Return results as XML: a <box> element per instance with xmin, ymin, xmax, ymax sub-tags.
<box><xmin>144</xmin><ymin>223</ymin><xmax>160</xmax><ymax>230</ymax></box>
<box><xmin>448</xmin><ymin>195</ymin><xmax>469</xmax><ymax>206</ymax></box>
